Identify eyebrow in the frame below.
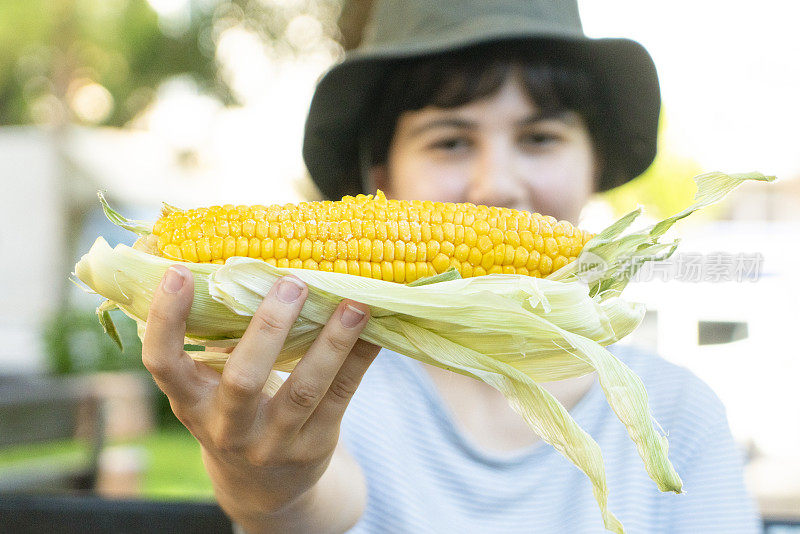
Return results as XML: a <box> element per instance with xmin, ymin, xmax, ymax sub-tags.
<box><xmin>408</xmin><ymin>110</ymin><xmax>578</xmax><ymax>138</ymax></box>
<box><xmin>408</xmin><ymin>118</ymin><xmax>476</xmax><ymax>138</ymax></box>
<box><xmin>517</xmin><ymin>109</ymin><xmax>579</xmax><ymax>126</ymax></box>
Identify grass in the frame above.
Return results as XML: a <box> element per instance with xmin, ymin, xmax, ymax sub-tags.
<box><xmin>0</xmin><ymin>427</ymin><xmax>214</xmax><ymax>500</ymax></box>
<box><xmin>136</xmin><ymin>428</ymin><xmax>214</xmax><ymax>500</ymax></box>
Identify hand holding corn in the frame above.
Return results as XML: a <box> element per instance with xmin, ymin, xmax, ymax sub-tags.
<box><xmin>144</xmin><ymin>265</ymin><xmax>378</xmax><ymax>533</ymax></box>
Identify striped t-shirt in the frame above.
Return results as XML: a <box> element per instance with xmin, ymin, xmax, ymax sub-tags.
<box><xmin>340</xmin><ymin>344</ymin><xmax>761</xmax><ymax>533</ymax></box>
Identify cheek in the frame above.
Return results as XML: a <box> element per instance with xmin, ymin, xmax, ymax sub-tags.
<box><xmin>516</xmin><ymin>149</ymin><xmax>595</xmax><ymax>219</ymax></box>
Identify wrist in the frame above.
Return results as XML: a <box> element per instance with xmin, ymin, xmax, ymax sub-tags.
<box><xmin>228</xmin><ymin>487</ymin><xmax>318</xmax><ymax>534</ymax></box>
<box><xmin>202</xmin><ymin>448</ymin><xmax>321</xmax><ymax>532</ymax></box>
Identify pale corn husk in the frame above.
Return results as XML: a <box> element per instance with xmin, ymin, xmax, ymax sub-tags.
<box><xmin>74</xmin><ymin>172</ymin><xmax>774</xmax><ymax>533</ymax></box>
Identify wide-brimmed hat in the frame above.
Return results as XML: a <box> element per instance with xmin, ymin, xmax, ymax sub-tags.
<box><xmin>303</xmin><ymin>0</ymin><xmax>661</xmax><ymax>200</ymax></box>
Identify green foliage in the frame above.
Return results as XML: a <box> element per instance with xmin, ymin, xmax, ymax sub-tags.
<box><xmin>43</xmin><ymin>306</ymin><xmax>144</xmax><ymax>375</ymax></box>
<box><xmin>42</xmin><ymin>305</ymin><xmax>189</xmax><ymax>428</ymax></box>
<box><xmin>0</xmin><ymin>0</ymin><xmax>231</xmax><ymax>126</ymax></box>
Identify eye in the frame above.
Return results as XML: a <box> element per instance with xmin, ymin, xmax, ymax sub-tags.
<box><xmin>428</xmin><ymin>136</ymin><xmax>473</xmax><ymax>152</ymax></box>
<box><xmin>519</xmin><ymin>132</ymin><xmax>562</xmax><ymax>147</ymax></box>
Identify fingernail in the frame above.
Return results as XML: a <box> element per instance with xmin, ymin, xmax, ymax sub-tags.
<box><xmin>163</xmin><ymin>267</ymin><xmax>185</xmax><ymax>294</ymax></box>
<box><xmin>277</xmin><ymin>277</ymin><xmax>304</xmax><ymax>303</ymax></box>
<box><xmin>341</xmin><ymin>304</ymin><xmax>366</xmax><ymax>328</ymax></box>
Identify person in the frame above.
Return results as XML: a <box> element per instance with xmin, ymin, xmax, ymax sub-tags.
<box><xmin>142</xmin><ymin>1</ymin><xmax>761</xmax><ymax>532</ymax></box>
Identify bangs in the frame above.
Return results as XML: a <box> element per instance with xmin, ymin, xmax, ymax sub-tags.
<box><xmin>361</xmin><ymin>42</ymin><xmax>607</xmax><ymax>176</ymax></box>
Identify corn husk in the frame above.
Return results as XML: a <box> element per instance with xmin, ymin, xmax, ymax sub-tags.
<box><xmin>74</xmin><ymin>171</ymin><xmax>774</xmax><ymax>533</ymax></box>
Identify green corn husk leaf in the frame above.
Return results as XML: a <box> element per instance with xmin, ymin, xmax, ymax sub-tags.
<box><xmin>97</xmin><ymin>191</ymin><xmax>153</xmax><ymax>236</ymax></box>
<box><xmin>73</xmin><ymin>171</ymin><xmax>775</xmax><ymax>534</ymax></box>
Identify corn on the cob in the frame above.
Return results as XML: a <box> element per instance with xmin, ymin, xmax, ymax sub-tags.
<box><xmin>144</xmin><ymin>191</ymin><xmax>593</xmax><ymax>283</ymax></box>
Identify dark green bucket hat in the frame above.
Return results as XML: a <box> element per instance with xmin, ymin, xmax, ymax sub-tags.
<box><xmin>303</xmin><ymin>0</ymin><xmax>660</xmax><ymax>200</ymax></box>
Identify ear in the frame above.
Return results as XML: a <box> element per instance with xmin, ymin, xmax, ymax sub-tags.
<box><xmin>368</xmin><ymin>165</ymin><xmax>392</xmax><ymax>196</ymax></box>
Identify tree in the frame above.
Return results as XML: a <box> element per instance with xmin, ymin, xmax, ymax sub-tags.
<box><xmin>0</xmin><ymin>0</ymin><xmax>231</xmax><ymax>127</ymax></box>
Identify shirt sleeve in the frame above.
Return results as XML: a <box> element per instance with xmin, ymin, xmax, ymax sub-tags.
<box><xmin>665</xmin><ymin>418</ymin><xmax>761</xmax><ymax>533</ymax></box>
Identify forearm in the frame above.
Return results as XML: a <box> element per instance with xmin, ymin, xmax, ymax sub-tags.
<box><xmin>210</xmin><ymin>445</ymin><xmax>367</xmax><ymax>534</ymax></box>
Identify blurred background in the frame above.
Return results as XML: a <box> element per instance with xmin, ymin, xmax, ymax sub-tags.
<box><xmin>0</xmin><ymin>0</ymin><xmax>798</xmax><ymax>530</ymax></box>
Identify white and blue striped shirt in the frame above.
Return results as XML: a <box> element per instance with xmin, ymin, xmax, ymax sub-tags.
<box><xmin>341</xmin><ymin>344</ymin><xmax>761</xmax><ymax>533</ymax></box>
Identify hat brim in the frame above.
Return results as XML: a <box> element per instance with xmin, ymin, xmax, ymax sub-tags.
<box><xmin>303</xmin><ymin>21</ymin><xmax>660</xmax><ymax>200</ymax></box>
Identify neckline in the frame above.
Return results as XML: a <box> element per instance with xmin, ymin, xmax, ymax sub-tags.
<box><xmin>397</xmin><ymin>351</ymin><xmax>604</xmax><ymax>467</ymax></box>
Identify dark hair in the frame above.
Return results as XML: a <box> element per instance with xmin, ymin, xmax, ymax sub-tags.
<box><xmin>358</xmin><ymin>41</ymin><xmax>612</xmax><ymax>188</ymax></box>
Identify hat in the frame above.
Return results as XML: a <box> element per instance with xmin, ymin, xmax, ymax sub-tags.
<box><xmin>303</xmin><ymin>0</ymin><xmax>661</xmax><ymax>200</ymax></box>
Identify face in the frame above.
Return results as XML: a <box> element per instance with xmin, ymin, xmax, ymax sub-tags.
<box><xmin>373</xmin><ymin>74</ymin><xmax>598</xmax><ymax>222</ymax></box>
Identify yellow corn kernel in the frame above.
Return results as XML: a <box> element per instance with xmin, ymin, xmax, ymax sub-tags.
<box><xmin>210</xmin><ymin>236</ymin><xmax>223</xmax><ymax>260</ymax></box>
<box><xmin>454</xmin><ymin>243</ymin><xmax>470</xmax><ymax>262</ymax></box>
<box><xmin>526</xmin><ymin>250</ymin><xmax>541</xmax><ymax>271</ymax></box>
<box><xmin>248</xmin><ymin>237</ymin><xmax>261</xmax><ymax>259</ymax></box>
<box><xmin>333</xmin><ymin>259</ymin><xmax>348</xmax><ymax>274</ymax></box>
<box><xmin>432</xmin><ymin>253</ymin><xmax>450</xmax><ymax>274</ymax></box>
<box><xmin>552</xmin><ymin>255</ymin><xmax>569</xmax><ymax>272</ymax></box>
<box><xmin>392</xmin><ymin>260</ymin><xmax>405</xmax><ymax>283</ymax></box>
<box><xmin>242</xmin><ymin>219</ymin><xmax>256</xmax><ymax>238</ymax></box>
<box><xmin>180</xmin><ymin>241</ymin><xmax>197</xmax><ymax>262</ymax></box>
<box><xmin>381</xmin><ymin>261</ymin><xmax>393</xmax><ymax>281</ymax></box>
<box><xmin>404</xmin><ymin>242</ymin><xmax>417</xmax><ymax>263</ymax></box>
<box><xmin>406</xmin><ymin>261</ymin><xmax>417</xmax><ymax>283</ymax></box>
<box><xmin>222</xmin><ymin>236</ymin><xmax>236</xmax><ymax>259</ymax></box>
<box><xmin>510</xmin><ymin>246</ymin><xmax>527</xmax><ymax>268</ymax></box>
<box><xmin>371</xmin><ymin>240</ymin><xmax>383</xmax><ymax>262</ymax></box>
<box><xmin>347</xmin><ymin>260</ymin><xmax>360</xmax><ymax>275</ymax></box>
<box><xmin>196</xmin><ymin>237</ymin><xmax>212</xmax><ymax>262</ymax></box>
<box><xmin>287</xmin><ymin>239</ymin><xmax>301</xmax><ymax>260</ymax></box>
<box><xmin>539</xmin><ymin>254</ymin><xmax>553</xmax><ymax>276</ymax></box>
<box><xmin>311</xmin><ymin>241</ymin><xmax>323</xmax><ymax>263</ymax></box>
<box><xmin>383</xmin><ymin>240</ymin><xmax>395</xmax><ymax>261</ymax></box>
<box><xmin>274</xmin><ymin>238</ymin><xmax>288</xmax><ymax>259</ymax></box>
<box><xmin>468</xmin><ymin>247</ymin><xmax>482</xmax><ymax>266</ymax></box>
<box><xmin>261</xmin><ymin>238</ymin><xmax>274</xmax><ymax>260</ymax></box>
<box><xmin>424</xmin><ymin>240</ymin><xmax>438</xmax><ymax>259</ymax></box>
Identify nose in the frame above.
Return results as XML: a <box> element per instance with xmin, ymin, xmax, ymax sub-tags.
<box><xmin>465</xmin><ymin>138</ymin><xmax>522</xmax><ymax>209</ymax></box>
